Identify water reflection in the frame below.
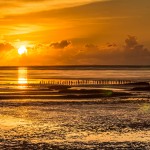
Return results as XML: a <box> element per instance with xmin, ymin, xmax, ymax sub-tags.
<box><xmin>18</xmin><ymin>67</ymin><xmax>28</xmax><ymax>87</ymax></box>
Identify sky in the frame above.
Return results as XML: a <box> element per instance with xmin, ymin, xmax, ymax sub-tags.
<box><xmin>0</xmin><ymin>0</ymin><xmax>150</xmax><ymax>65</ymax></box>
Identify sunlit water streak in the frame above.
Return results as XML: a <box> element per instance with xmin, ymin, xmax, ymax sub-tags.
<box><xmin>17</xmin><ymin>67</ymin><xmax>28</xmax><ymax>89</ymax></box>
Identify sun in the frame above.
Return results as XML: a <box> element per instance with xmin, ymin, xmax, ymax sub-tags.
<box><xmin>18</xmin><ymin>45</ymin><xmax>27</xmax><ymax>55</ymax></box>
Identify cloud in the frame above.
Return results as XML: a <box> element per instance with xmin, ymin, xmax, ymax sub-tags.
<box><xmin>1</xmin><ymin>0</ymin><xmax>150</xmax><ymax>48</ymax></box>
<box><xmin>0</xmin><ymin>42</ymin><xmax>14</xmax><ymax>52</ymax></box>
<box><xmin>107</xmin><ymin>43</ymin><xmax>117</xmax><ymax>47</ymax></box>
<box><xmin>20</xmin><ymin>36</ymin><xmax>150</xmax><ymax>65</ymax></box>
<box><xmin>0</xmin><ymin>36</ymin><xmax>150</xmax><ymax>66</ymax></box>
<box><xmin>123</xmin><ymin>35</ymin><xmax>150</xmax><ymax>56</ymax></box>
<box><xmin>85</xmin><ymin>43</ymin><xmax>98</xmax><ymax>49</ymax></box>
<box><xmin>124</xmin><ymin>35</ymin><xmax>138</xmax><ymax>49</ymax></box>
<box><xmin>6</xmin><ymin>0</ymin><xmax>150</xmax><ymax>21</ymax></box>
<box><xmin>63</xmin><ymin>36</ymin><xmax>150</xmax><ymax>65</ymax></box>
<box><xmin>50</xmin><ymin>40</ymin><xmax>71</xmax><ymax>49</ymax></box>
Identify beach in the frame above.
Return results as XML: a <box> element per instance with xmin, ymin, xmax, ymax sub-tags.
<box><xmin>0</xmin><ymin>99</ymin><xmax>150</xmax><ymax>149</ymax></box>
<box><xmin>0</xmin><ymin>66</ymin><xmax>150</xmax><ymax>149</ymax></box>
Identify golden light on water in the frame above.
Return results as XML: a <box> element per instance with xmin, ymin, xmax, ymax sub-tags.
<box><xmin>18</xmin><ymin>67</ymin><xmax>28</xmax><ymax>87</ymax></box>
<box><xmin>18</xmin><ymin>78</ymin><xmax>28</xmax><ymax>84</ymax></box>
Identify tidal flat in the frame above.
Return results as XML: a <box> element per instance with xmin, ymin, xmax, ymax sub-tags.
<box><xmin>0</xmin><ymin>99</ymin><xmax>150</xmax><ymax>149</ymax></box>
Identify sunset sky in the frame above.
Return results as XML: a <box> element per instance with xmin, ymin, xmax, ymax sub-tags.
<box><xmin>0</xmin><ymin>0</ymin><xmax>150</xmax><ymax>65</ymax></box>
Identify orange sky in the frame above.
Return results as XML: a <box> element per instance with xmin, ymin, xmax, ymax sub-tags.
<box><xmin>0</xmin><ymin>0</ymin><xmax>150</xmax><ymax>65</ymax></box>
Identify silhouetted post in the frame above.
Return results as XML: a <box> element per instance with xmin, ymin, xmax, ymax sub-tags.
<box><xmin>106</xmin><ymin>80</ymin><xmax>108</xmax><ymax>85</ymax></box>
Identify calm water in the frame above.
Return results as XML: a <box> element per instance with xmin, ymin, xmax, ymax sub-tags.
<box><xmin>0</xmin><ymin>66</ymin><xmax>150</xmax><ymax>85</ymax></box>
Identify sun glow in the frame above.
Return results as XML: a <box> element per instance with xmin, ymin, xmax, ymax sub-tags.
<box><xmin>18</xmin><ymin>45</ymin><xmax>27</xmax><ymax>55</ymax></box>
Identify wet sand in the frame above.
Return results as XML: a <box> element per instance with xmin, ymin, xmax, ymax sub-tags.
<box><xmin>0</xmin><ymin>99</ymin><xmax>150</xmax><ymax>149</ymax></box>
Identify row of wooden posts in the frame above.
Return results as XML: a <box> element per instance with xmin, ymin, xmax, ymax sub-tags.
<box><xmin>38</xmin><ymin>79</ymin><xmax>134</xmax><ymax>86</ymax></box>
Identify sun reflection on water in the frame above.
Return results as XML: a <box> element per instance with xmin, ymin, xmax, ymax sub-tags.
<box><xmin>18</xmin><ymin>67</ymin><xmax>28</xmax><ymax>88</ymax></box>
<box><xmin>18</xmin><ymin>78</ymin><xmax>27</xmax><ymax>84</ymax></box>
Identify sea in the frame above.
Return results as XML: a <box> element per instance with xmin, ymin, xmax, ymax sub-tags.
<box><xmin>0</xmin><ymin>65</ymin><xmax>150</xmax><ymax>85</ymax></box>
